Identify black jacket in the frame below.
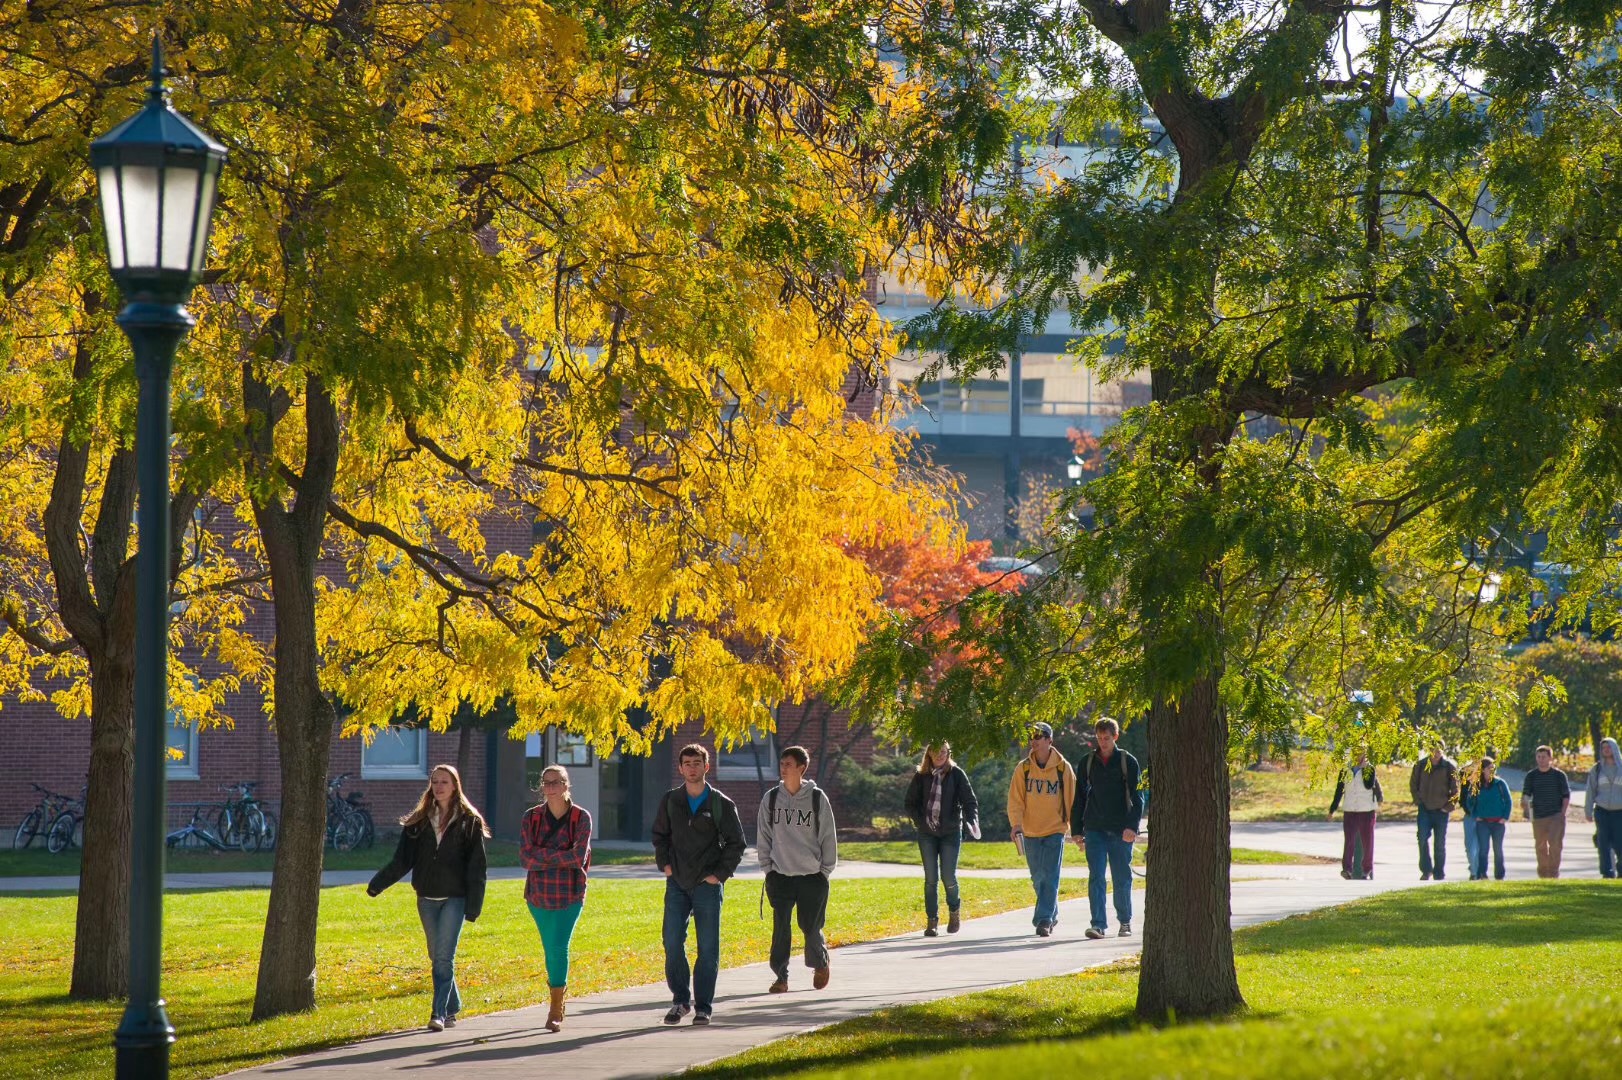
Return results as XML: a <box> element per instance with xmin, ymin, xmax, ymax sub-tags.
<box><xmin>652</xmin><ymin>785</ymin><xmax>747</xmax><ymax>891</ymax></box>
<box><xmin>1073</xmin><ymin>749</ymin><xmax>1143</xmax><ymax>835</ymax></box>
<box><xmin>368</xmin><ymin>812</ymin><xmax>489</xmax><ymax>921</ymax></box>
<box><xmin>904</xmin><ymin>764</ymin><xmax>979</xmax><ymax>838</ymax></box>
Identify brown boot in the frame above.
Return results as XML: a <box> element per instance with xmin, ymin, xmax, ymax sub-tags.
<box><xmin>924</xmin><ymin>918</ymin><xmax>939</xmax><ymax>937</ymax></box>
<box><xmin>545</xmin><ymin>985</ymin><xmax>566</xmax><ymax>1032</ymax></box>
<box><xmin>947</xmin><ymin>910</ymin><xmax>961</xmax><ymax>934</ymax></box>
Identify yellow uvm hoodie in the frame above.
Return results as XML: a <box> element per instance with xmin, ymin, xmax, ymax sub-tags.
<box><xmin>1006</xmin><ymin>749</ymin><xmax>1077</xmax><ymax>839</ymax></box>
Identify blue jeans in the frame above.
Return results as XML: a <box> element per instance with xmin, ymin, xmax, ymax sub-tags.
<box><xmin>1461</xmin><ymin>813</ymin><xmax>1479</xmax><ymax>872</ymax></box>
<box><xmin>1597</xmin><ymin>807</ymin><xmax>1622</xmax><ymax>878</ymax></box>
<box><xmin>1473</xmin><ymin>819</ymin><xmax>1506</xmax><ymax>880</ymax></box>
<box><xmin>918</xmin><ymin>831</ymin><xmax>962</xmax><ymax>921</ymax></box>
<box><xmin>416</xmin><ymin>896</ymin><xmax>466</xmax><ymax>1020</ymax></box>
<box><xmin>663</xmin><ymin>878</ymin><xmax>723</xmax><ymax>1012</ymax></box>
<box><xmin>1083</xmin><ymin>829</ymin><xmax>1135</xmax><ymax>930</ymax></box>
<box><xmin>1022</xmin><ymin>833</ymin><xmax>1065</xmax><ymax>927</ymax></box>
<box><xmin>1417</xmin><ymin>807</ymin><xmax>1450</xmax><ymax>877</ymax></box>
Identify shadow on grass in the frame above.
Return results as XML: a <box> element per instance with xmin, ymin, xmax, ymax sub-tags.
<box><xmin>1240</xmin><ymin>881</ymin><xmax>1622</xmax><ymax>954</ymax></box>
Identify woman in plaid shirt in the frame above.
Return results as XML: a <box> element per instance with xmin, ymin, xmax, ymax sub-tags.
<box><xmin>521</xmin><ymin>765</ymin><xmax>593</xmax><ymax>1032</ymax></box>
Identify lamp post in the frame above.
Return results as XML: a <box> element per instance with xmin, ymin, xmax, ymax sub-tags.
<box><xmin>91</xmin><ymin>39</ymin><xmax>226</xmax><ymax>1080</ymax></box>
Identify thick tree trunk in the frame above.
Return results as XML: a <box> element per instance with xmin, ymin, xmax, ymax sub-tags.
<box><xmin>70</xmin><ymin>649</ymin><xmax>135</xmax><ymax>998</ymax></box>
<box><xmin>1137</xmin><ymin>673</ymin><xmax>1243</xmax><ymax>1020</ymax></box>
<box><xmin>250</xmin><ymin>550</ymin><xmax>336</xmax><ymax>1020</ymax></box>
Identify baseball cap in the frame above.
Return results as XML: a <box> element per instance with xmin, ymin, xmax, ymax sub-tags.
<box><xmin>1030</xmin><ymin>722</ymin><xmax>1053</xmax><ymax>739</ymax></box>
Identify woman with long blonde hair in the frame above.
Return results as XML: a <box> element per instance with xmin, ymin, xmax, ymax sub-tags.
<box><xmin>368</xmin><ymin>764</ymin><xmax>490</xmax><ymax>1031</ymax></box>
<box><xmin>520</xmin><ymin>764</ymin><xmax>593</xmax><ymax>1031</ymax></box>
<box><xmin>903</xmin><ymin>743</ymin><xmax>979</xmax><ymax>936</ymax></box>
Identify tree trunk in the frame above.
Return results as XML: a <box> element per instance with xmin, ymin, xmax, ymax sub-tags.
<box><xmin>250</xmin><ymin>546</ymin><xmax>336</xmax><ymax>1020</ymax></box>
<box><xmin>1137</xmin><ymin>673</ymin><xmax>1243</xmax><ymax>1020</ymax></box>
<box><xmin>70</xmin><ymin>645</ymin><xmax>135</xmax><ymax>998</ymax></box>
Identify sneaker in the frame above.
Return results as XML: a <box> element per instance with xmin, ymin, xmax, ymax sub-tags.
<box><xmin>663</xmin><ymin>1003</ymin><xmax>692</xmax><ymax>1026</ymax></box>
<box><xmin>1339</xmin><ymin>869</ymin><xmax>1352</xmax><ymax>880</ymax></box>
<box><xmin>1433</xmin><ymin>873</ymin><xmax>1446</xmax><ymax>881</ymax></box>
<box><xmin>947</xmin><ymin>911</ymin><xmax>961</xmax><ymax>934</ymax></box>
<box><xmin>691</xmin><ymin>1010</ymin><xmax>712</xmax><ymax>1026</ymax></box>
<box><xmin>1118</xmin><ymin>922</ymin><xmax>1132</xmax><ymax>937</ymax></box>
<box><xmin>444</xmin><ymin>1015</ymin><xmax>457</xmax><ymax>1029</ymax></box>
<box><xmin>813</xmin><ymin>965</ymin><xmax>830</xmax><ymax>990</ymax></box>
<box><xmin>1420</xmin><ymin>872</ymin><xmax>1431</xmax><ymax>881</ymax></box>
<box><xmin>427</xmin><ymin>1017</ymin><xmax>445</xmax><ymax>1032</ymax></box>
<box><xmin>768</xmin><ymin>977</ymin><xmax>789</xmax><ymax>994</ymax></box>
<box><xmin>1084</xmin><ymin>927</ymin><xmax>1106</xmax><ymax>940</ymax></box>
<box><xmin>1035</xmin><ymin>922</ymin><xmax>1051</xmax><ymax>938</ymax></box>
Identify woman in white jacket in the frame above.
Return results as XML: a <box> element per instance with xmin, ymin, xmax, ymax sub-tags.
<box><xmin>1327</xmin><ymin>750</ymin><xmax>1383</xmax><ymax>880</ymax></box>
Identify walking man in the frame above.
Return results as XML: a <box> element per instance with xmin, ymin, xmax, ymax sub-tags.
<box><xmin>1327</xmin><ymin>748</ymin><xmax>1383</xmax><ymax>879</ymax></box>
<box><xmin>1587</xmin><ymin>737</ymin><xmax>1622</xmax><ymax>878</ymax></box>
<box><xmin>1522</xmin><ymin>744</ymin><xmax>1571</xmax><ymax>879</ymax></box>
<box><xmin>1072</xmin><ymin>717</ymin><xmax>1142</xmax><ymax>939</ymax></box>
<box><xmin>1409</xmin><ymin>742</ymin><xmax>1459</xmax><ymax>880</ymax></box>
<box><xmin>1007</xmin><ymin>722</ymin><xmax>1076</xmax><ymax>937</ymax></box>
<box><xmin>756</xmin><ymin>745</ymin><xmax>838</xmax><ymax>994</ymax></box>
<box><xmin>653</xmin><ymin>744</ymin><xmax>747</xmax><ymax>1026</ymax></box>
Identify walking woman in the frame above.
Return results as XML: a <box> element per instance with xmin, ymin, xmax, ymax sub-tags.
<box><xmin>368</xmin><ymin>764</ymin><xmax>490</xmax><ymax>1032</ymax></box>
<box><xmin>904</xmin><ymin>743</ymin><xmax>979</xmax><ymax>936</ymax></box>
<box><xmin>1327</xmin><ymin>749</ymin><xmax>1382</xmax><ymax>879</ymax></box>
<box><xmin>521</xmin><ymin>764</ymin><xmax>593</xmax><ymax>1031</ymax></box>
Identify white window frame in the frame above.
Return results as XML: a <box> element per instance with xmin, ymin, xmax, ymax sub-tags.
<box><xmin>361</xmin><ymin>726</ymin><xmax>430</xmax><ymax>780</ymax></box>
<box><xmin>165</xmin><ymin>707</ymin><xmax>200</xmax><ymax>780</ymax></box>
<box><xmin>715</xmin><ymin>728</ymin><xmax>777</xmax><ymax>782</ymax></box>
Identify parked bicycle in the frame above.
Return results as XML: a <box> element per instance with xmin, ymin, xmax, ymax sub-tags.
<box><xmin>215</xmin><ymin>782</ymin><xmax>276</xmax><ymax>852</ymax></box>
<box><xmin>165</xmin><ymin>803</ymin><xmax>233</xmax><ymax>852</ymax></box>
<box><xmin>14</xmin><ymin>784</ymin><xmax>85</xmax><ymax>853</ymax></box>
<box><xmin>326</xmin><ymin>774</ymin><xmax>375</xmax><ymax>851</ymax></box>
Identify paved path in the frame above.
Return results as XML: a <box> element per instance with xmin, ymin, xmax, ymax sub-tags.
<box><xmin>226</xmin><ymin>860</ymin><xmax>1419</xmax><ymax>1080</ymax></box>
<box><xmin>1232</xmin><ymin>817</ymin><xmax>1602</xmax><ymax>880</ymax></box>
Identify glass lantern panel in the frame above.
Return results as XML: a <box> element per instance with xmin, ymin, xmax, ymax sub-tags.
<box><xmin>96</xmin><ymin>166</ymin><xmax>126</xmax><ymax>269</ymax></box>
<box><xmin>160</xmin><ymin>165</ymin><xmax>201</xmax><ymax>272</ymax></box>
<box><xmin>120</xmin><ymin>165</ymin><xmax>161</xmax><ymax>268</ymax></box>
<box><xmin>188</xmin><ymin>167</ymin><xmax>219</xmax><ymax>274</ymax></box>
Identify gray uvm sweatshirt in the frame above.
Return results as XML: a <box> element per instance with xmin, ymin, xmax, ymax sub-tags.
<box><xmin>756</xmin><ymin>780</ymin><xmax>838</xmax><ymax>878</ymax></box>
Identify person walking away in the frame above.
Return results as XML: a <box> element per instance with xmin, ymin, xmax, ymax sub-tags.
<box><xmin>1327</xmin><ymin>749</ymin><xmax>1383</xmax><ymax>879</ymax></box>
<box><xmin>1587</xmin><ymin>737</ymin><xmax>1622</xmax><ymax>878</ymax></box>
<box><xmin>1409</xmin><ymin>743</ymin><xmax>1459</xmax><ymax>880</ymax></box>
<box><xmin>652</xmin><ymin>744</ymin><xmax>747</xmax><ymax>1026</ymax></box>
<box><xmin>756</xmin><ymin>745</ymin><xmax>838</xmax><ymax>993</ymax></box>
<box><xmin>367</xmin><ymin>764</ymin><xmax>490</xmax><ymax>1031</ymax></box>
<box><xmin>520</xmin><ymin>765</ymin><xmax>592</xmax><ymax>1031</ymax></box>
<box><xmin>1072</xmin><ymin>717</ymin><xmax>1142</xmax><ymax>939</ymax></box>
<box><xmin>1471</xmin><ymin>757</ymin><xmax>1512</xmax><ymax>880</ymax></box>
<box><xmin>905</xmin><ymin>742</ymin><xmax>980</xmax><ymax>936</ymax></box>
<box><xmin>1522</xmin><ymin>744</ymin><xmax>1572</xmax><ymax>878</ymax></box>
<box><xmin>1006</xmin><ymin>722</ymin><xmax>1076</xmax><ymax>937</ymax></box>
<box><xmin>1459</xmin><ymin>759</ymin><xmax>1481</xmax><ymax>875</ymax></box>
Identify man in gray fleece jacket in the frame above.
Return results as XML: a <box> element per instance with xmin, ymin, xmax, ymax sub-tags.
<box><xmin>756</xmin><ymin>744</ymin><xmax>839</xmax><ymax>993</ymax></box>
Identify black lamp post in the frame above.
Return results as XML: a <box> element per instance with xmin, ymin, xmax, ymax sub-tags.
<box><xmin>91</xmin><ymin>38</ymin><xmax>225</xmax><ymax>1080</ymax></box>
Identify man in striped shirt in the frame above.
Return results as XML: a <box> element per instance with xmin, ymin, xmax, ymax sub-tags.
<box><xmin>1521</xmin><ymin>745</ymin><xmax>1572</xmax><ymax>878</ymax></box>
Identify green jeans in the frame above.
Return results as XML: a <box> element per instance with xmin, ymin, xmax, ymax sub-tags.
<box><xmin>527</xmin><ymin>901</ymin><xmax>584</xmax><ymax>988</ymax></box>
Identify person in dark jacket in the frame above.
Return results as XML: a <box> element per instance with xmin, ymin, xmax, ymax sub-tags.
<box><xmin>1072</xmin><ymin>717</ymin><xmax>1143</xmax><ymax>939</ymax></box>
<box><xmin>651</xmin><ymin>743</ymin><xmax>747</xmax><ymax>1026</ymax></box>
<box><xmin>1327</xmin><ymin>749</ymin><xmax>1384</xmax><ymax>879</ymax></box>
<box><xmin>520</xmin><ymin>764</ymin><xmax>592</xmax><ymax>1032</ymax></box>
<box><xmin>368</xmin><ymin>764</ymin><xmax>490</xmax><ymax>1032</ymax></box>
<box><xmin>904</xmin><ymin>742</ymin><xmax>979</xmax><ymax>937</ymax></box>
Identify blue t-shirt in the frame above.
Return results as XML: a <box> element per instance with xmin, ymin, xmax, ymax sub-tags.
<box><xmin>687</xmin><ymin>786</ymin><xmax>711</xmax><ymax>817</ymax></box>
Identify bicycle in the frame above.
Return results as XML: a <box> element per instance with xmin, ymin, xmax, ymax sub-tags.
<box><xmin>215</xmin><ymin>782</ymin><xmax>274</xmax><ymax>852</ymax></box>
<box><xmin>14</xmin><ymin>784</ymin><xmax>85</xmax><ymax>853</ymax></box>
<box><xmin>326</xmin><ymin>774</ymin><xmax>374</xmax><ymax>851</ymax></box>
<box><xmin>165</xmin><ymin>804</ymin><xmax>233</xmax><ymax>852</ymax></box>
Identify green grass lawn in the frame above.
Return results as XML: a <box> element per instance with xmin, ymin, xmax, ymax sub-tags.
<box><xmin>839</xmin><ymin>840</ymin><xmax>1330</xmax><ymax>868</ymax></box>
<box><xmin>0</xmin><ymin>839</ymin><xmax>656</xmax><ymax>880</ymax></box>
<box><xmin>688</xmin><ymin>881</ymin><xmax>1622</xmax><ymax>1080</ymax></box>
<box><xmin>0</xmin><ymin>875</ymin><xmax>1083</xmax><ymax>1078</ymax></box>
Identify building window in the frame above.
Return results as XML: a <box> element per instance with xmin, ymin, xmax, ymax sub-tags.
<box><xmin>716</xmin><ymin>728</ymin><xmax>776</xmax><ymax>781</ymax></box>
<box><xmin>165</xmin><ymin>708</ymin><xmax>199</xmax><ymax>780</ymax></box>
<box><xmin>361</xmin><ymin>726</ymin><xmax>430</xmax><ymax>780</ymax></box>
<box><xmin>555</xmin><ymin>730</ymin><xmax>593</xmax><ymax>767</ymax></box>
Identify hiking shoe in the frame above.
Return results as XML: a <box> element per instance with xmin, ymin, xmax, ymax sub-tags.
<box><xmin>924</xmin><ymin>919</ymin><xmax>939</xmax><ymax>938</ymax></box>
<box><xmin>768</xmin><ymin>977</ymin><xmax>789</xmax><ymax>994</ymax></box>
<box><xmin>1035</xmin><ymin>922</ymin><xmax>1052</xmax><ymax>938</ymax></box>
<box><xmin>1339</xmin><ymin>869</ymin><xmax>1352</xmax><ymax>880</ymax></box>
<box><xmin>444</xmin><ymin>1015</ymin><xmax>457</xmax><ymax>1029</ymax></box>
<box><xmin>1118</xmin><ymin>922</ymin><xmax>1132</xmax><ymax>937</ymax></box>
<box><xmin>813</xmin><ymin>965</ymin><xmax>830</xmax><ymax>990</ymax></box>
<box><xmin>1420</xmin><ymin>871</ymin><xmax>1431</xmax><ymax>881</ymax></box>
<box><xmin>692</xmin><ymin>1010</ymin><xmax>712</xmax><ymax>1026</ymax></box>
<box><xmin>1433</xmin><ymin>873</ymin><xmax>1445</xmax><ymax>881</ymax></box>
<box><xmin>947</xmin><ymin>911</ymin><xmax>961</xmax><ymax>934</ymax></box>
<box><xmin>427</xmin><ymin>1017</ymin><xmax>445</xmax><ymax>1032</ymax></box>
<box><xmin>663</xmin><ymin>1003</ymin><xmax>692</xmax><ymax>1026</ymax></box>
<box><xmin>1084</xmin><ymin>927</ymin><xmax>1106</xmax><ymax>940</ymax></box>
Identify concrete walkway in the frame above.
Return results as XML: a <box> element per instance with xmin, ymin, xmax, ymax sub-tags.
<box><xmin>1233</xmin><ymin>817</ymin><xmax>1603</xmax><ymax>880</ymax></box>
<box><xmin>225</xmin><ymin>861</ymin><xmax>1423</xmax><ymax>1080</ymax></box>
